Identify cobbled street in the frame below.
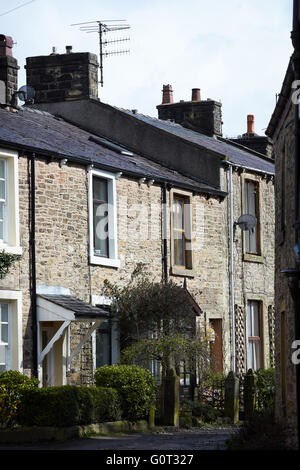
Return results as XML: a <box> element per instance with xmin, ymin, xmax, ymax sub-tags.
<box><xmin>0</xmin><ymin>426</ymin><xmax>236</xmax><ymax>451</ymax></box>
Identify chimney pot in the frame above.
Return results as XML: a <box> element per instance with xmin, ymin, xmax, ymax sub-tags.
<box><xmin>247</xmin><ymin>114</ymin><xmax>255</xmax><ymax>134</ymax></box>
<box><xmin>0</xmin><ymin>35</ymin><xmax>14</xmax><ymax>57</ymax></box>
<box><xmin>192</xmin><ymin>88</ymin><xmax>201</xmax><ymax>101</ymax></box>
<box><xmin>66</xmin><ymin>45</ymin><xmax>72</xmax><ymax>54</ymax></box>
<box><xmin>162</xmin><ymin>84</ymin><xmax>173</xmax><ymax>104</ymax></box>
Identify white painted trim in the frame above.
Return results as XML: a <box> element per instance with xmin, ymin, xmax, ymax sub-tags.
<box><xmin>91</xmin><ymin>295</ymin><xmax>112</xmax><ymax>306</ymax></box>
<box><xmin>37</xmin><ymin>296</ymin><xmax>76</xmax><ymax>322</ymax></box>
<box><xmin>38</xmin><ymin>321</ymin><xmax>71</xmax><ymax>365</ymax></box>
<box><xmin>0</xmin><ymin>290</ymin><xmax>22</xmax><ymax>372</ymax></box>
<box><xmin>88</xmin><ymin>168</ymin><xmax>120</xmax><ymax>268</ymax></box>
<box><xmin>0</xmin><ymin>148</ymin><xmax>21</xmax><ymax>253</ymax></box>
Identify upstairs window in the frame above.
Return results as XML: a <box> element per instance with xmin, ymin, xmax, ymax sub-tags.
<box><xmin>0</xmin><ymin>159</ymin><xmax>7</xmax><ymax>242</ymax></box>
<box><xmin>170</xmin><ymin>189</ymin><xmax>193</xmax><ymax>276</ymax></box>
<box><xmin>93</xmin><ymin>177</ymin><xmax>109</xmax><ymax>258</ymax></box>
<box><xmin>88</xmin><ymin>168</ymin><xmax>120</xmax><ymax>268</ymax></box>
<box><xmin>244</xmin><ymin>179</ymin><xmax>261</xmax><ymax>257</ymax></box>
<box><xmin>0</xmin><ymin>149</ymin><xmax>21</xmax><ymax>255</ymax></box>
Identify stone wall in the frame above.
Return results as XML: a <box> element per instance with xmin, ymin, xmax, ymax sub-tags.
<box><xmin>270</xmin><ymin>99</ymin><xmax>298</xmax><ymax>448</ymax></box>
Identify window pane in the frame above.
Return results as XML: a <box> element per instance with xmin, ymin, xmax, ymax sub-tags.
<box><xmin>0</xmin><ymin>202</ymin><xmax>3</xmax><ymax>220</ymax></box>
<box><xmin>0</xmin><ymin>180</ymin><xmax>5</xmax><ymax>200</ymax></box>
<box><xmin>174</xmin><ymin>234</ymin><xmax>185</xmax><ymax>266</ymax></box>
<box><xmin>0</xmin><ymin>344</ymin><xmax>6</xmax><ymax>364</ymax></box>
<box><xmin>244</xmin><ymin>181</ymin><xmax>259</xmax><ymax>254</ymax></box>
<box><xmin>174</xmin><ymin>198</ymin><xmax>184</xmax><ymax>230</ymax></box>
<box><xmin>252</xmin><ymin>303</ymin><xmax>260</xmax><ymax>337</ymax></box>
<box><xmin>96</xmin><ymin>330</ymin><xmax>110</xmax><ymax>367</ymax></box>
<box><xmin>94</xmin><ymin>203</ymin><xmax>109</xmax><ymax>257</ymax></box>
<box><xmin>0</xmin><ymin>160</ymin><xmax>5</xmax><ymax>179</ymax></box>
<box><xmin>1</xmin><ymin>324</ymin><xmax>8</xmax><ymax>343</ymax></box>
<box><xmin>1</xmin><ymin>304</ymin><xmax>8</xmax><ymax>323</ymax></box>
<box><xmin>0</xmin><ymin>220</ymin><xmax>3</xmax><ymax>240</ymax></box>
<box><xmin>93</xmin><ymin>177</ymin><xmax>108</xmax><ymax>202</ymax></box>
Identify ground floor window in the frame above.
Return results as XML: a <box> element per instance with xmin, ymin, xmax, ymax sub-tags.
<box><xmin>0</xmin><ymin>303</ymin><xmax>10</xmax><ymax>372</ymax></box>
<box><xmin>247</xmin><ymin>300</ymin><xmax>262</xmax><ymax>370</ymax></box>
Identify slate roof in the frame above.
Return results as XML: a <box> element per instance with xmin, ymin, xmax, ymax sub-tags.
<box><xmin>119</xmin><ymin>109</ymin><xmax>275</xmax><ymax>175</ymax></box>
<box><xmin>38</xmin><ymin>294</ymin><xmax>110</xmax><ymax>319</ymax></box>
<box><xmin>0</xmin><ymin>106</ymin><xmax>223</xmax><ymax>196</ymax></box>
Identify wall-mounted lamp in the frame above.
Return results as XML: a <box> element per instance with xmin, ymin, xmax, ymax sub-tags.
<box><xmin>147</xmin><ymin>179</ymin><xmax>155</xmax><ymax>187</ymax></box>
<box><xmin>115</xmin><ymin>172</ymin><xmax>123</xmax><ymax>180</ymax></box>
<box><xmin>87</xmin><ymin>164</ymin><xmax>94</xmax><ymax>172</ymax></box>
<box><xmin>138</xmin><ymin>177</ymin><xmax>146</xmax><ymax>185</ymax></box>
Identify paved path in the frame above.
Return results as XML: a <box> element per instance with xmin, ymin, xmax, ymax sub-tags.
<box><xmin>0</xmin><ymin>426</ymin><xmax>236</xmax><ymax>451</ymax></box>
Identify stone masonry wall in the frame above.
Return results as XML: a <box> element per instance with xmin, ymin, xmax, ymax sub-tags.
<box><xmin>0</xmin><ymin>154</ymin><xmax>232</xmax><ymax>383</ymax></box>
<box><xmin>271</xmin><ymin>100</ymin><xmax>298</xmax><ymax>448</ymax></box>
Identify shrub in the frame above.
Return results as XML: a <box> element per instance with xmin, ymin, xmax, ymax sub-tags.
<box><xmin>226</xmin><ymin>410</ymin><xmax>289</xmax><ymax>450</ymax></box>
<box><xmin>17</xmin><ymin>385</ymin><xmax>121</xmax><ymax>427</ymax></box>
<box><xmin>181</xmin><ymin>399</ymin><xmax>222</xmax><ymax>423</ymax></box>
<box><xmin>95</xmin><ymin>365</ymin><xmax>156</xmax><ymax>422</ymax></box>
<box><xmin>255</xmin><ymin>368</ymin><xmax>275</xmax><ymax>413</ymax></box>
<box><xmin>0</xmin><ymin>371</ymin><xmax>38</xmax><ymax>428</ymax></box>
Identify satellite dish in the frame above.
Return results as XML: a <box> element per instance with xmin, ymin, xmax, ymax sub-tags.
<box><xmin>234</xmin><ymin>214</ymin><xmax>257</xmax><ymax>232</ymax></box>
<box><xmin>17</xmin><ymin>85</ymin><xmax>35</xmax><ymax>104</ymax></box>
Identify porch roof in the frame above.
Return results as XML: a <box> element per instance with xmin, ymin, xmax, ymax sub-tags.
<box><xmin>38</xmin><ymin>294</ymin><xmax>110</xmax><ymax>320</ymax></box>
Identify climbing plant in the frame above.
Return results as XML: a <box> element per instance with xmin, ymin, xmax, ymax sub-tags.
<box><xmin>0</xmin><ymin>250</ymin><xmax>21</xmax><ymax>280</ymax></box>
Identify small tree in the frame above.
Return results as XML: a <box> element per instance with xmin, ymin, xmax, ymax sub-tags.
<box><xmin>102</xmin><ymin>264</ymin><xmax>210</xmax><ymax>379</ymax></box>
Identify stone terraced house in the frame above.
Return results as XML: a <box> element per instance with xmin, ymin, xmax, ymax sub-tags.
<box><xmin>0</xmin><ymin>36</ymin><xmax>275</xmax><ymax>392</ymax></box>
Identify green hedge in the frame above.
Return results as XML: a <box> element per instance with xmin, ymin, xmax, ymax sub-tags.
<box><xmin>95</xmin><ymin>365</ymin><xmax>156</xmax><ymax>422</ymax></box>
<box><xmin>0</xmin><ymin>371</ymin><xmax>39</xmax><ymax>428</ymax></box>
<box><xmin>17</xmin><ymin>385</ymin><xmax>121</xmax><ymax>427</ymax></box>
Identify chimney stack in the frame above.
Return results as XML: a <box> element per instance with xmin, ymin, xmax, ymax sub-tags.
<box><xmin>162</xmin><ymin>84</ymin><xmax>173</xmax><ymax>104</ymax></box>
<box><xmin>26</xmin><ymin>47</ymin><xmax>99</xmax><ymax>103</ymax></box>
<box><xmin>247</xmin><ymin>114</ymin><xmax>255</xmax><ymax>134</ymax></box>
<box><xmin>0</xmin><ymin>35</ymin><xmax>19</xmax><ymax>105</ymax></box>
<box><xmin>191</xmin><ymin>88</ymin><xmax>201</xmax><ymax>102</ymax></box>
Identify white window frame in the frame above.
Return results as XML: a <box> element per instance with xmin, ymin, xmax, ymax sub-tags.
<box><xmin>0</xmin><ymin>148</ymin><xmax>22</xmax><ymax>255</ymax></box>
<box><xmin>0</xmin><ymin>290</ymin><xmax>22</xmax><ymax>372</ymax></box>
<box><xmin>0</xmin><ymin>303</ymin><xmax>11</xmax><ymax>372</ymax></box>
<box><xmin>88</xmin><ymin>168</ymin><xmax>120</xmax><ymax>268</ymax></box>
<box><xmin>246</xmin><ymin>300</ymin><xmax>263</xmax><ymax>371</ymax></box>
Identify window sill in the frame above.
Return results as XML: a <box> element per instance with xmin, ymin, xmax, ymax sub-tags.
<box><xmin>170</xmin><ymin>266</ymin><xmax>195</xmax><ymax>278</ymax></box>
<box><xmin>243</xmin><ymin>253</ymin><xmax>264</xmax><ymax>264</ymax></box>
<box><xmin>0</xmin><ymin>244</ymin><xmax>23</xmax><ymax>256</ymax></box>
<box><xmin>89</xmin><ymin>254</ymin><xmax>120</xmax><ymax>268</ymax></box>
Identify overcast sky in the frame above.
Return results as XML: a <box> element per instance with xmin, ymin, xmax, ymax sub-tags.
<box><xmin>0</xmin><ymin>0</ymin><xmax>294</xmax><ymax>137</ymax></box>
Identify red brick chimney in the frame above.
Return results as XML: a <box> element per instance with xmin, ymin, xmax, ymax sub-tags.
<box><xmin>247</xmin><ymin>114</ymin><xmax>255</xmax><ymax>134</ymax></box>
<box><xmin>191</xmin><ymin>88</ymin><xmax>201</xmax><ymax>102</ymax></box>
<box><xmin>162</xmin><ymin>84</ymin><xmax>173</xmax><ymax>104</ymax></box>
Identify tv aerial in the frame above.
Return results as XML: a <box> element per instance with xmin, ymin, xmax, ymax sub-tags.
<box><xmin>71</xmin><ymin>19</ymin><xmax>130</xmax><ymax>87</ymax></box>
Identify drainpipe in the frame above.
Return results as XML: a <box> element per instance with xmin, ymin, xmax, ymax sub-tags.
<box><xmin>162</xmin><ymin>183</ymin><xmax>168</xmax><ymax>284</ymax></box>
<box><xmin>30</xmin><ymin>153</ymin><xmax>38</xmax><ymax>378</ymax></box>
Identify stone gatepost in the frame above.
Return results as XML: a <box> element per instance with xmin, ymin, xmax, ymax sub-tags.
<box><xmin>224</xmin><ymin>371</ymin><xmax>239</xmax><ymax>423</ymax></box>
<box><xmin>244</xmin><ymin>369</ymin><xmax>257</xmax><ymax>421</ymax></box>
<box><xmin>162</xmin><ymin>369</ymin><xmax>180</xmax><ymax>427</ymax></box>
